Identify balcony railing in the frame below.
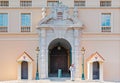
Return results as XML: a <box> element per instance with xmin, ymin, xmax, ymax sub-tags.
<box><xmin>21</xmin><ymin>27</ymin><xmax>30</xmax><ymax>32</ymax></box>
<box><xmin>100</xmin><ymin>1</ymin><xmax>111</xmax><ymax>7</ymax></box>
<box><xmin>101</xmin><ymin>27</ymin><xmax>111</xmax><ymax>32</ymax></box>
<box><xmin>0</xmin><ymin>1</ymin><xmax>9</xmax><ymax>7</ymax></box>
<box><xmin>74</xmin><ymin>1</ymin><xmax>85</xmax><ymax>7</ymax></box>
<box><xmin>20</xmin><ymin>1</ymin><xmax>32</xmax><ymax>7</ymax></box>
<box><xmin>0</xmin><ymin>27</ymin><xmax>8</xmax><ymax>32</ymax></box>
<box><xmin>47</xmin><ymin>1</ymin><xmax>58</xmax><ymax>7</ymax></box>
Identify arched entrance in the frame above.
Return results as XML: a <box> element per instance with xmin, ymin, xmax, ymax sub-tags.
<box><xmin>21</xmin><ymin>61</ymin><xmax>28</xmax><ymax>79</ymax></box>
<box><xmin>93</xmin><ymin>61</ymin><xmax>99</xmax><ymax>80</ymax></box>
<box><xmin>48</xmin><ymin>38</ymin><xmax>72</xmax><ymax>77</ymax></box>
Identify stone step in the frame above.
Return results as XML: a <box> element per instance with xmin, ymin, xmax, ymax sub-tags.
<box><xmin>0</xmin><ymin>78</ymin><xmax>120</xmax><ymax>83</ymax></box>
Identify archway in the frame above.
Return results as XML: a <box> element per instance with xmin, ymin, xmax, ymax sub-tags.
<box><xmin>48</xmin><ymin>38</ymin><xmax>72</xmax><ymax>77</ymax></box>
<box><xmin>21</xmin><ymin>61</ymin><xmax>28</xmax><ymax>79</ymax></box>
<box><xmin>93</xmin><ymin>61</ymin><xmax>99</xmax><ymax>80</ymax></box>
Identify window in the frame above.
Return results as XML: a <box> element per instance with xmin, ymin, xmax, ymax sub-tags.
<box><xmin>100</xmin><ymin>1</ymin><xmax>111</xmax><ymax>7</ymax></box>
<box><xmin>0</xmin><ymin>1</ymin><xmax>9</xmax><ymax>7</ymax></box>
<box><xmin>21</xmin><ymin>13</ymin><xmax>31</xmax><ymax>32</ymax></box>
<box><xmin>20</xmin><ymin>1</ymin><xmax>32</xmax><ymax>7</ymax></box>
<box><xmin>74</xmin><ymin>1</ymin><xmax>85</xmax><ymax>7</ymax></box>
<box><xmin>0</xmin><ymin>13</ymin><xmax>8</xmax><ymax>32</ymax></box>
<box><xmin>57</xmin><ymin>12</ymin><xmax>63</xmax><ymax>19</ymax></box>
<box><xmin>101</xmin><ymin>13</ymin><xmax>111</xmax><ymax>32</ymax></box>
<box><xmin>47</xmin><ymin>1</ymin><xmax>58</xmax><ymax>7</ymax></box>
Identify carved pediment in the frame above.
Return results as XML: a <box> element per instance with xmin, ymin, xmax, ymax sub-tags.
<box><xmin>87</xmin><ymin>52</ymin><xmax>105</xmax><ymax>63</ymax></box>
<box><xmin>38</xmin><ymin>3</ymin><xmax>83</xmax><ymax>28</ymax></box>
<box><xmin>17</xmin><ymin>52</ymin><xmax>33</xmax><ymax>62</ymax></box>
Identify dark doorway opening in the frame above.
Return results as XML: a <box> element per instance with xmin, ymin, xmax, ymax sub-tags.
<box><xmin>93</xmin><ymin>61</ymin><xmax>99</xmax><ymax>80</ymax></box>
<box><xmin>21</xmin><ymin>61</ymin><xmax>28</xmax><ymax>79</ymax></box>
<box><xmin>48</xmin><ymin>39</ymin><xmax>72</xmax><ymax>77</ymax></box>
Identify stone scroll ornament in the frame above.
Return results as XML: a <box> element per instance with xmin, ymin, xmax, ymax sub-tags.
<box><xmin>42</xmin><ymin>7</ymin><xmax>46</xmax><ymax>19</ymax></box>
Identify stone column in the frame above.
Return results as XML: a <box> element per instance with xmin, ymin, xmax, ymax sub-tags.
<box><xmin>39</xmin><ymin>28</ymin><xmax>47</xmax><ymax>78</ymax></box>
<box><xmin>73</xmin><ymin>28</ymin><xmax>81</xmax><ymax>80</ymax></box>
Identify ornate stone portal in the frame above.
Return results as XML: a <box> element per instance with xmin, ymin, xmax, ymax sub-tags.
<box><xmin>37</xmin><ymin>3</ymin><xmax>83</xmax><ymax>79</ymax></box>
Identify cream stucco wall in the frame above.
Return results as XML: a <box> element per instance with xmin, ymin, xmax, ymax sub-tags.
<box><xmin>0</xmin><ymin>0</ymin><xmax>120</xmax><ymax>81</ymax></box>
<box><xmin>0</xmin><ymin>33</ymin><xmax>119</xmax><ymax>81</ymax></box>
<box><xmin>82</xmin><ymin>33</ymin><xmax>120</xmax><ymax>81</ymax></box>
<box><xmin>0</xmin><ymin>34</ymin><xmax>38</xmax><ymax>80</ymax></box>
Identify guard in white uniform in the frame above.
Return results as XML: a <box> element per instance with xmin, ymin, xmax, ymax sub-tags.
<box><xmin>69</xmin><ymin>64</ymin><xmax>75</xmax><ymax>81</ymax></box>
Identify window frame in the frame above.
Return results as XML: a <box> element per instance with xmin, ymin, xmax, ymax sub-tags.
<box><xmin>101</xmin><ymin>13</ymin><xmax>112</xmax><ymax>32</ymax></box>
<box><xmin>21</xmin><ymin>13</ymin><xmax>31</xmax><ymax>32</ymax></box>
<box><xmin>0</xmin><ymin>13</ymin><xmax>8</xmax><ymax>32</ymax></box>
<box><xmin>0</xmin><ymin>1</ymin><xmax>9</xmax><ymax>7</ymax></box>
<box><xmin>20</xmin><ymin>1</ymin><xmax>32</xmax><ymax>7</ymax></box>
<box><xmin>74</xmin><ymin>1</ymin><xmax>85</xmax><ymax>7</ymax></box>
<box><xmin>47</xmin><ymin>1</ymin><xmax>59</xmax><ymax>7</ymax></box>
<box><xmin>100</xmin><ymin>1</ymin><xmax>111</xmax><ymax>7</ymax></box>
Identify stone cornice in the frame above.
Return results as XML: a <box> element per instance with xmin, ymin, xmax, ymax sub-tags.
<box><xmin>0</xmin><ymin>32</ymin><xmax>38</xmax><ymax>36</ymax></box>
<box><xmin>0</xmin><ymin>32</ymin><xmax>119</xmax><ymax>35</ymax></box>
<box><xmin>81</xmin><ymin>32</ymin><xmax>120</xmax><ymax>41</ymax></box>
<box><xmin>82</xmin><ymin>32</ymin><xmax>120</xmax><ymax>35</ymax></box>
<box><xmin>0</xmin><ymin>7</ymin><xmax>119</xmax><ymax>9</ymax></box>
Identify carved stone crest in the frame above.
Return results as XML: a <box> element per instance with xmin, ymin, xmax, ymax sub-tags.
<box><xmin>38</xmin><ymin>2</ymin><xmax>83</xmax><ymax>28</ymax></box>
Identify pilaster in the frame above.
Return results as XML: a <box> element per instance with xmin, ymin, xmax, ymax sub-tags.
<box><xmin>39</xmin><ymin>28</ymin><xmax>47</xmax><ymax>78</ymax></box>
<box><xmin>28</xmin><ymin>62</ymin><xmax>33</xmax><ymax>80</ymax></box>
<box><xmin>100</xmin><ymin>62</ymin><xmax>104</xmax><ymax>81</ymax></box>
<box><xmin>73</xmin><ymin>28</ymin><xmax>81</xmax><ymax>79</ymax></box>
<box><xmin>17</xmin><ymin>62</ymin><xmax>21</xmax><ymax>80</ymax></box>
<box><xmin>87</xmin><ymin>62</ymin><xmax>90</xmax><ymax>80</ymax></box>
<box><xmin>90</xmin><ymin>62</ymin><xmax>93</xmax><ymax>80</ymax></box>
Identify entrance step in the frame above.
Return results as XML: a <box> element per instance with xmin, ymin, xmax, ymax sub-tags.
<box><xmin>48</xmin><ymin>77</ymin><xmax>70</xmax><ymax>81</ymax></box>
<box><xmin>0</xmin><ymin>79</ymin><xmax>120</xmax><ymax>83</ymax></box>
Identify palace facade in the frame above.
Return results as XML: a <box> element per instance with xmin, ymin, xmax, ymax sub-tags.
<box><xmin>0</xmin><ymin>0</ymin><xmax>120</xmax><ymax>82</ymax></box>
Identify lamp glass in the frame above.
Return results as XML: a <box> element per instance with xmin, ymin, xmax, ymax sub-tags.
<box><xmin>35</xmin><ymin>47</ymin><xmax>40</xmax><ymax>55</ymax></box>
<box><xmin>81</xmin><ymin>47</ymin><xmax>85</xmax><ymax>55</ymax></box>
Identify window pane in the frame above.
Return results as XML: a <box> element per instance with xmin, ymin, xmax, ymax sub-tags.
<box><xmin>0</xmin><ymin>14</ymin><xmax>8</xmax><ymax>26</ymax></box>
<box><xmin>21</xmin><ymin>14</ymin><xmax>31</xmax><ymax>26</ymax></box>
<box><xmin>101</xmin><ymin>14</ymin><xmax>111</xmax><ymax>27</ymax></box>
<box><xmin>106</xmin><ymin>21</ymin><xmax>110</xmax><ymax>26</ymax></box>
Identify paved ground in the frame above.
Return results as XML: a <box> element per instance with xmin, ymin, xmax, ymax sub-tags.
<box><xmin>0</xmin><ymin>78</ymin><xmax>120</xmax><ymax>83</ymax></box>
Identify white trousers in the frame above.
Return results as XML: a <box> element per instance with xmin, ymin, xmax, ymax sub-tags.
<box><xmin>70</xmin><ymin>71</ymin><xmax>75</xmax><ymax>81</ymax></box>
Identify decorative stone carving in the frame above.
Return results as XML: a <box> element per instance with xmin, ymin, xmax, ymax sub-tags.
<box><xmin>38</xmin><ymin>3</ymin><xmax>83</xmax><ymax>28</ymax></box>
<box><xmin>42</xmin><ymin>7</ymin><xmax>46</xmax><ymax>19</ymax></box>
<box><xmin>37</xmin><ymin>3</ymin><xmax>84</xmax><ymax>79</ymax></box>
<box><xmin>74</xmin><ymin>6</ymin><xmax>78</xmax><ymax>18</ymax></box>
